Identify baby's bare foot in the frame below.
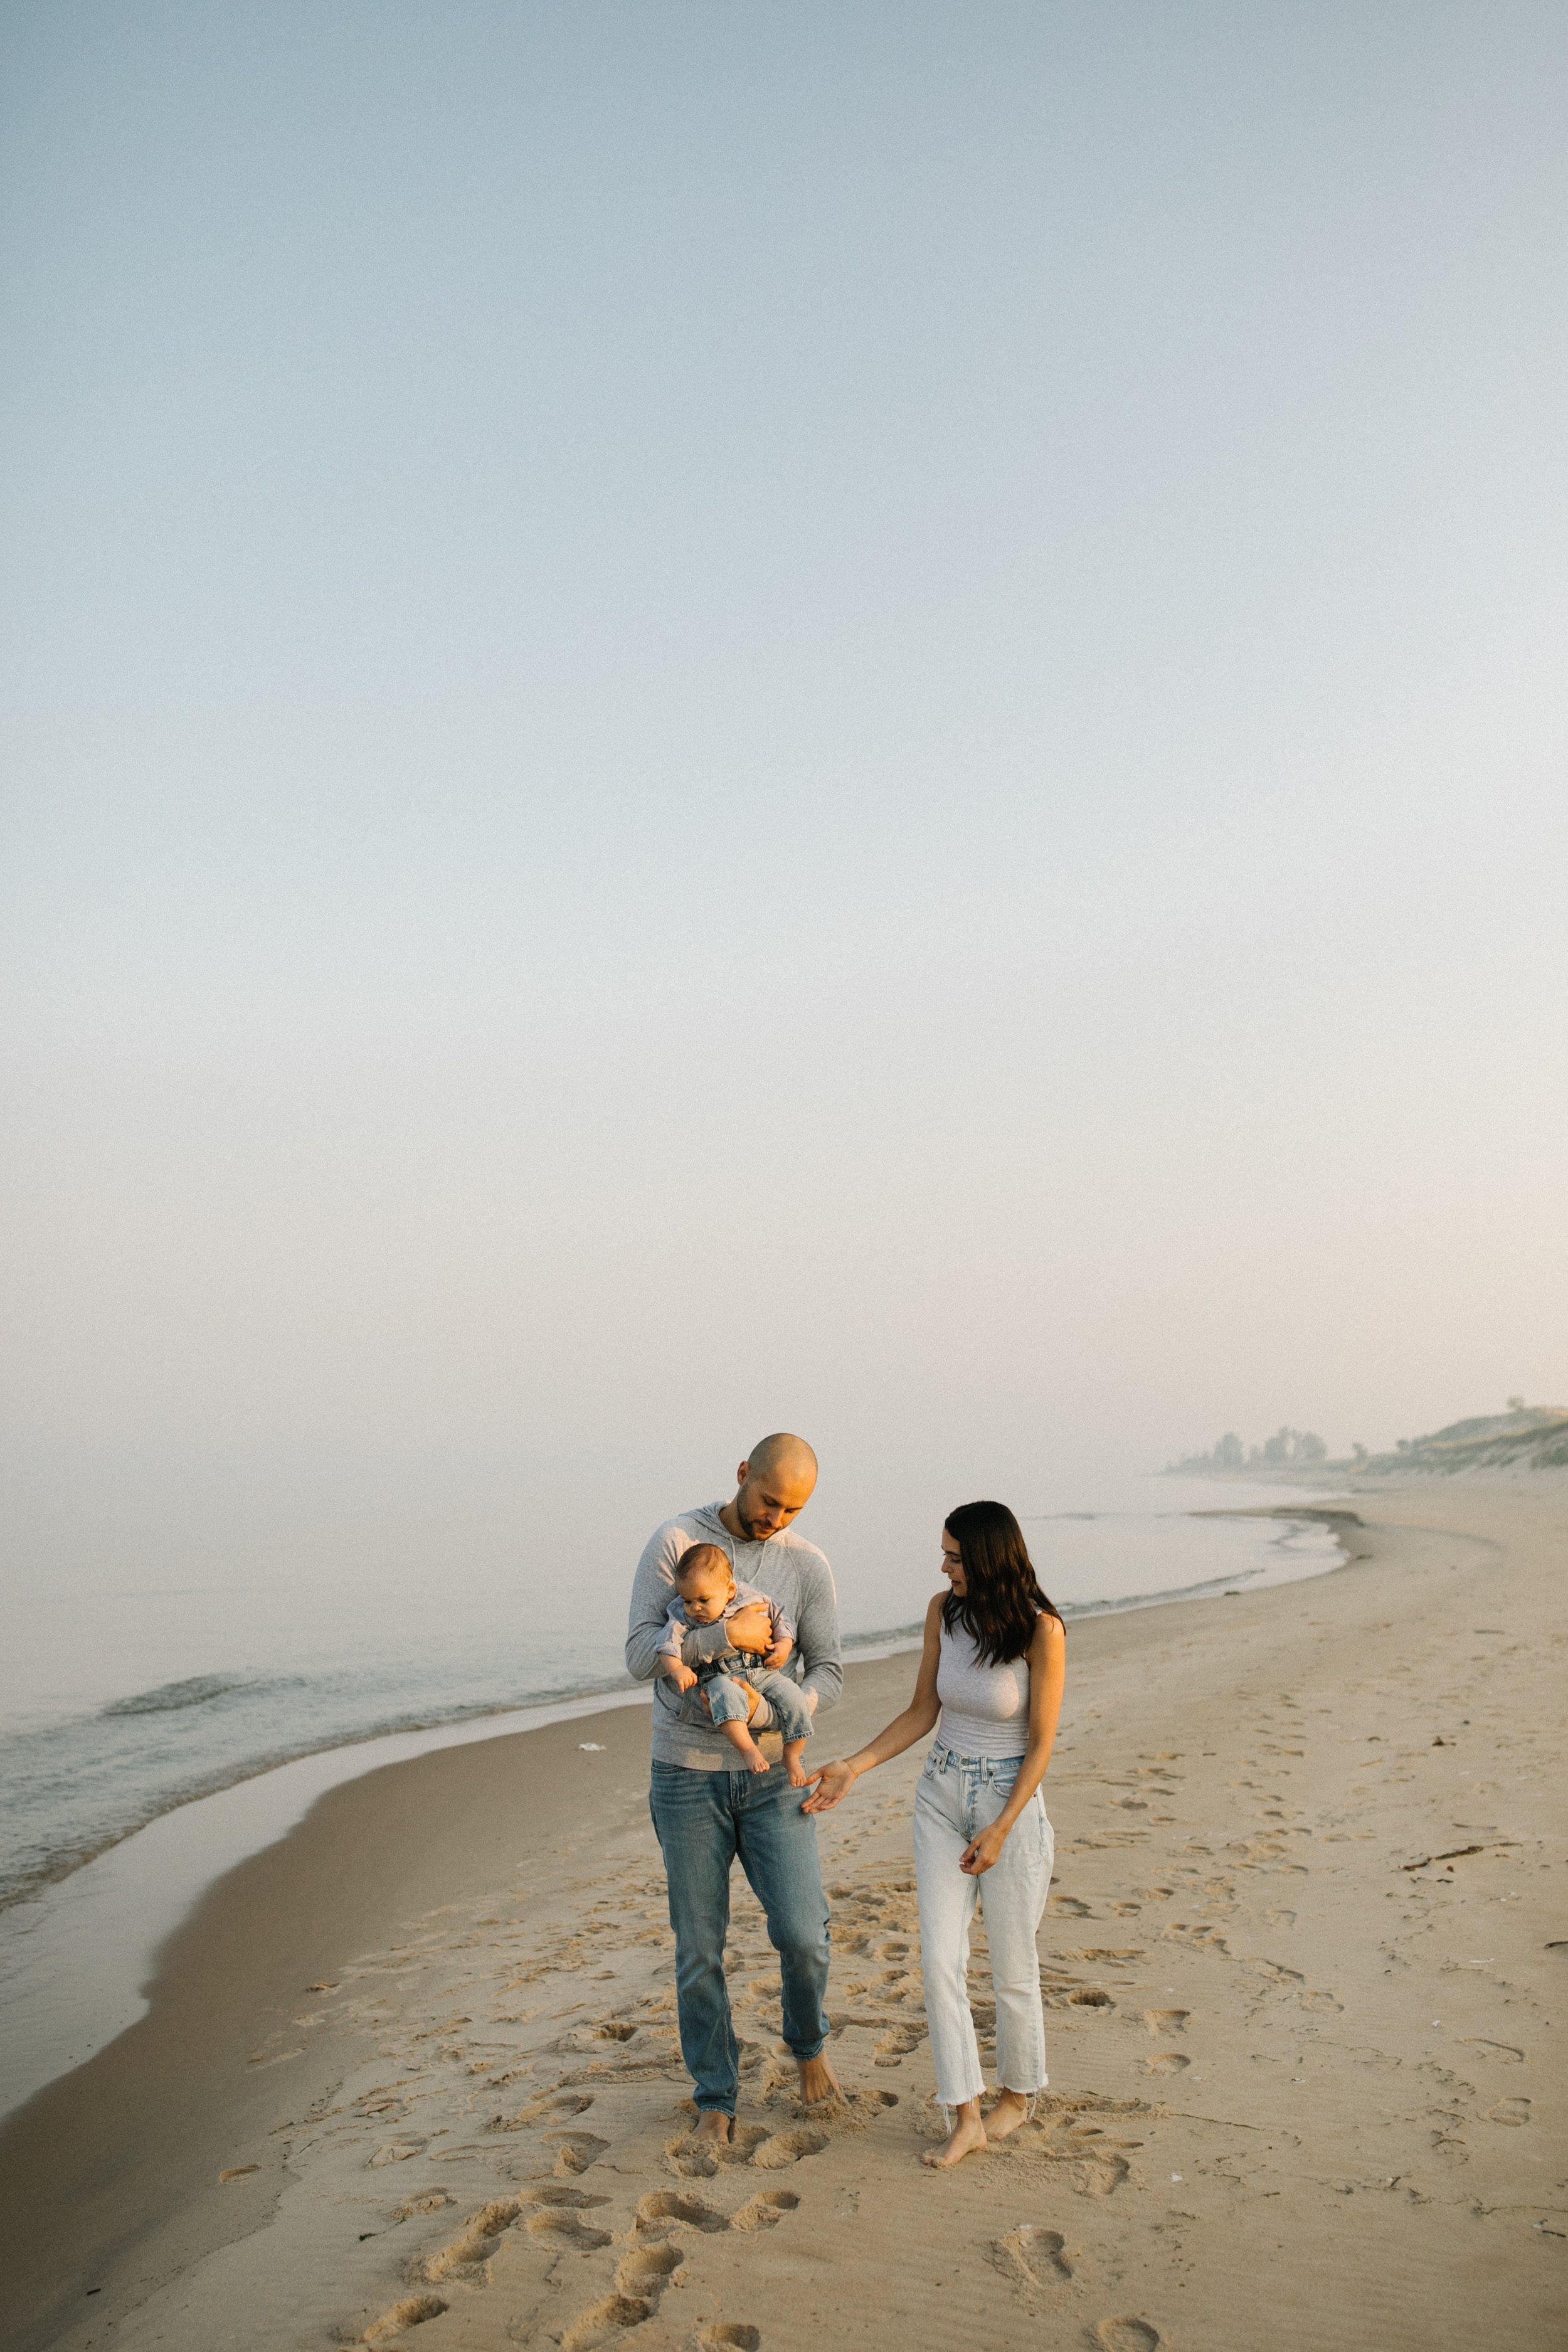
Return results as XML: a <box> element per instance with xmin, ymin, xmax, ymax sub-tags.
<box><xmin>985</xmin><ymin>2089</ymin><xmax>1032</xmax><ymax>2141</ymax></box>
<box><xmin>922</xmin><ymin>2109</ymin><xmax>988</xmax><ymax>2169</ymax></box>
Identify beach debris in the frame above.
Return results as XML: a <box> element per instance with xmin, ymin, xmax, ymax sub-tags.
<box><xmin>218</xmin><ymin>2164</ymin><xmax>260</xmax><ymax>2181</ymax></box>
<box><xmin>1400</xmin><ymin>1842</ymin><xmax>1517</xmax><ymax>1870</ymax></box>
<box><xmin>579</xmin><ymin>1741</ymin><xmax>606</xmax><ymax>1751</ymax></box>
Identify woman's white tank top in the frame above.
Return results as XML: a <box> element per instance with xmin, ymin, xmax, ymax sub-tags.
<box><xmin>935</xmin><ymin>1614</ymin><xmax>1032</xmax><ymax>1759</ymax></box>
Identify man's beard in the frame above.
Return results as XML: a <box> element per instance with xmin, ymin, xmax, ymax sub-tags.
<box><xmin>734</xmin><ymin>1497</ymin><xmax>772</xmax><ymax>1540</ymax></box>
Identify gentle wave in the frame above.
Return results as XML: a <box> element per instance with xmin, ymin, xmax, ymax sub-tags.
<box><xmin>100</xmin><ymin>1673</ymin><xmax>288</xmax><ymax>1718</ymax></box>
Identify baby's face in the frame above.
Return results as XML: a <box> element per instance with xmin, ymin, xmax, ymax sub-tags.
<box><xmin>678</xmin><ymin>1568</ymin><xmax>734</xmax><ymax>1623</ymax></box>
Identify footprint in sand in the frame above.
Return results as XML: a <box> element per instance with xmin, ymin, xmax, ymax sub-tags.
<box><xmin>615</xmin><ymin>2243</ymin><xmax>685</xmax><ymax>2297</ymax></box>
<box><xmin>552</xmin><ymin>2132</ymin><xmax>611</xmax><ymax>2174</ymax></box>
<box><xmin>730</xmin><ymin>2188</ymin><xmax>800</xmax><ymax>2232</ymax></box>
<box><xmin>524</xmin><ymin>2208</ymin><xmax>615</xmax><ymax>2249</ymax></box>
<box><xmin>424</xmin><ymin>2200</ymin><xmax>526</xmax><ymax>2280</ymax></box>
<box><xmin>634</xmin><ymin>2189</ymin><xmax>731</xmax><ymax>2234</ymax></box>
<box><xmin>364</xmin><ymin>2292</ymin><xmax>447</xmax><ymax>2341</ymax></box>
<box><xmin>1142</xmin><ymin>2010</ymin><xmax>1189</xmax><ymax>2035</ymax></box>
<box><xmin>1144</xmin><ymin>2053</ymin><xmax>1189</xmax><ymax>2075</ymax></box>
<box><xmin>1052</xmin><ymin>2149</ymin><xmax>1131</xmax><ymax>2198</ymax></box>
<box><xmin>559</xmin><ymin>2292</ymin><xmax>652</xmax><ymax>2350</ymax></box>
<box><xmin>993</xmin><ymin>2223</ymin><xmax>1072</xmax><ymax>2287</ymax></box>
<box><xmin>751</xmin><ymin>2125</ymin><xmax>831</xmax><ymax>2169</ymax></box>
<box><xmin>1486</xmin><ymin>2099</ymin><xmax>1530</xmax><ymax>2126</ymax></box>
<box><xmin>559</xmin><ymin>2020</ymin><xmax>639</xmax><ymax>2052</ymax></box>
<box><xmin>665</xmin><ymin>2124</ymin><xmax>769</xmax><ymax>2178</ymax></box>
<box><xmin>559</xmin><ymin>2190</ymin><xmax>795</xmax><ymax>2352</ymax></box>
<box><xmin>1095</xmin><ymin>2323</ymin><xmax>1160</xmax><ymax>2352</ymax></box>
<box><xmin>530</xmin><ymin>2090</ymin><xmax>598</xmax><ymax>2121</ymax></box>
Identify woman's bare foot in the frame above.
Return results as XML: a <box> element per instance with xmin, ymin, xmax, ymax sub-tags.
<box><xmin>693</xmin><ymin>2111</ymin><xmax>733</xmax><ymax>2147</ymax></box>
<box><xmin>922</xmin><ymin>2101</ymin><xmax>987</xmax><ymax>2168</ymax></box>
<box><xmin>796</xmin><ymin>2054</ymin><xmax>841</xmax><ymax>2108</ymax></box>
<box><xmin>985</xmin><ymin>2089</ymin><xmax>1032</xmax><ymax>2141</ymax></box>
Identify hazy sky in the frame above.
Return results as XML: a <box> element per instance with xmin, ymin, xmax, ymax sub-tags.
<box><xmin>3</xmin><ymin>3</ymin><xmax>1565</xmax><ymax>1595</ymax></box>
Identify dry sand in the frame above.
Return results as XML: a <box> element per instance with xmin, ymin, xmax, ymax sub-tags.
<box><xmin>3</xmin><ymin>1477</ymin><xmax>1564</xmax><ymax>2352</ymax></box>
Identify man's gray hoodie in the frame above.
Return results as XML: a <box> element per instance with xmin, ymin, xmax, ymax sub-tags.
<box><xmin>625</xmin><ymin>1502</ymin><xmax>842</xmax><ymax>1769</ymax></box>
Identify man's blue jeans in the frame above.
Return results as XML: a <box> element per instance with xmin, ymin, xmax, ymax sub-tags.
<box><xmin>649</xmin><ymin>1761</ymin><xmax>830</xmax><ymax>2115</ymax></box>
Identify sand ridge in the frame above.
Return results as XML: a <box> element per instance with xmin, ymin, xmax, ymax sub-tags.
<box><xmin>23</xmin><ymin>1478</ymin><xmax>1568</xmax><ymax>2351</ymax></box>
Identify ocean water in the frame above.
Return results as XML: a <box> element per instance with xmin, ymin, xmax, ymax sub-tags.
<box><xmin>0</xmin><ymin>1472</ymin><xmax>1342</xmax><ymax>1917</ymax></box>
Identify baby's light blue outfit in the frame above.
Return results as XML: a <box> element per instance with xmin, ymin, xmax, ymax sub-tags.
<box><xmin>659</xmin><ymin>1577</ymin><xmax>815</xmax><ymax>1746</ymax></box>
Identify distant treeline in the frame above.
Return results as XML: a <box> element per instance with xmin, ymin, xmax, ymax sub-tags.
<box><xmin>1167</xmin><ymin>1427</ymin><xmax>1328</xmax><ymax>1474</ymax></box>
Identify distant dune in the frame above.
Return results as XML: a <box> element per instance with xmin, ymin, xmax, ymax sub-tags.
<box><xmin>1347</xmin><ymin>1402</ymin><xmax>1568</xmax><ymax>1475</ymax></box>
<box><xmin>1169</xmin><ymin>1403</ymin><xmax>1568</xmax><ymax>1479</ymax></box>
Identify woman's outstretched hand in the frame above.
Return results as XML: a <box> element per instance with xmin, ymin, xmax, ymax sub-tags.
<box><xmin>800</xmin><ymin>1759</ymin><xmax>858</xmax><ymax>1814</ymax></box>
<box><xmin>959</xmin><ymin>1821</ymin><xmax>1008</xmax><ymax>1876</ymax></box>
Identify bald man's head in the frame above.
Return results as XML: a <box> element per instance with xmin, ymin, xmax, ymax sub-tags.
<box><xmin>748</xmin><ymin>1433</ymin><xmax>818</xmax><ymax>1485</ymax></box>
<box><xmin>725</xmin><ymin>1433</ymin><xmax>818</xmax><ymax>1544</ymax></box>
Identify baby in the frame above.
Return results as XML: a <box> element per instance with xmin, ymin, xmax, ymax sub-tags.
<box><xmin>658</xmin><ymin>1543</ymin><xmax>814</xmax><ymax>1783</ymax></box>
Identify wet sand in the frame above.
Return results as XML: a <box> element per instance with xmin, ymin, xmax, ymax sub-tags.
<box><xmin>3</xmin><ymin>1476</ymin><xmax>1563</xmax><ymax>2352</ymax></box>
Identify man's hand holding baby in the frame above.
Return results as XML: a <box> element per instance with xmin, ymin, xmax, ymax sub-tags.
<box><xmin>721</xmin><ymin>1600</ymin><xmax>773</xmax><ymax>1654</ymax></box>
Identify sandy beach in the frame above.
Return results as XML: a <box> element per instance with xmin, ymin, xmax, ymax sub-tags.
<box><xmin>3</xmin><ymin>1477</ymin><xmax>1563</xmax><ymax>2352</ymax></box>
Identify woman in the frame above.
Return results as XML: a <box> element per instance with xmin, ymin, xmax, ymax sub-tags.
<box><xmin>803</xmin><ymin>1500</ymin><xmax>1066</xmax><ymax>2168</ymax></box>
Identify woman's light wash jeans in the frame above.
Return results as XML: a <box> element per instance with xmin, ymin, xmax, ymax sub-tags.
<box><xmin>913</xmin><ymin>1741</ymin><xmax>1054</xmax><ymax>2109</ymax></box>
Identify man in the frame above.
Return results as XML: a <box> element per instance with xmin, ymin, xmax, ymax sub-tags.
<box><xmin>626</xmin><ymin>1433</ymin><xmax>842</xmax><ymax>2144</ymax></box>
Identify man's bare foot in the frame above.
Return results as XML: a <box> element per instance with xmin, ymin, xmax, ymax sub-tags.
<box><xmin>796</xmin><ymin>2054</ymin><xmax>841</xmax><ymax>2109</ymax></box>
<box><xmin>922</xmin><ymin>2103</ymin><xmax>988</xmax><ymax>2168</ymax></box>
<box><xmin>985</xmin><ymin>2089</ymin><xmax>1032</xmax><ymax>2141</ymax></box>
<box><xmin>692</xmin><ymin>2111</ymin><xmax>733</xmax><ymax>2146</ymax></box>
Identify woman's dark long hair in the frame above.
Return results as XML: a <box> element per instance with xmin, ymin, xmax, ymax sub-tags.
<box><xmin>942</xmin><ymin>1500</ymin><xmax>1064</xmax><ymax>1667</ymax></box>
